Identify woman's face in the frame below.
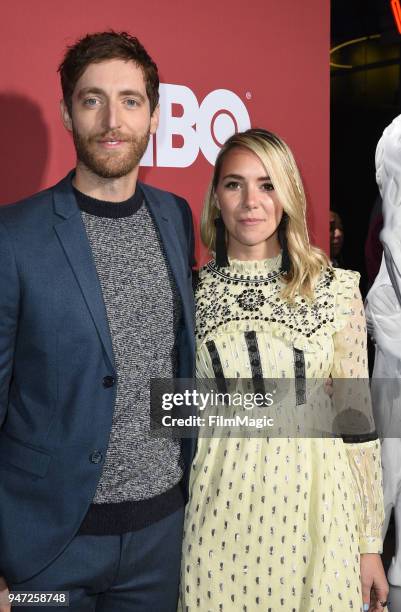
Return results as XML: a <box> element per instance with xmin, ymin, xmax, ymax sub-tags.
<box><xmin>215</xmin><ymin>146</ymin><xmax>284</xmax><ymax>260</ymax></box>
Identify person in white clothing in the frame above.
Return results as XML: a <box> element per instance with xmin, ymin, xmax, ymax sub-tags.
<box><xmin>366</xmin><ymin>113</ymin><xmax>401</xmax><ymax>612</ymax></box>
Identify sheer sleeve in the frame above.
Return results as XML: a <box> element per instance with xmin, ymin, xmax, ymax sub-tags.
<box><xmin>330</xmin><ymin>269</ymin><xmax>385</xmax><ymax>554</ymax></box>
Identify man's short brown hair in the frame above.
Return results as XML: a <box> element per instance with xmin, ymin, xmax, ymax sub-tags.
<box><xmin>58</xmin><ymin>31</ymin><xmax>159</xmax><ymax>115</ymax></box>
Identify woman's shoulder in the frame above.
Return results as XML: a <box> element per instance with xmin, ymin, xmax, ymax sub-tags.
<box><xmin>195</xmin><ymin>259</ymin><xmax>224</xmax><ymax>290</ymax></box>
<box><xmin>330</xmin><ymin>266</ymin><xmax>360</xmax><ymax>286</ymax></box>
<box><xmin>198</xmin><ymin>259</ymin><xmax>216</xmax><ymax>275</ymax></box>
<box><xmin>315</xmin><ymin>265</ymin><xmax>360</xmax><ymax>297</ymax></box>
<box><xmin>314</xmin><ymin>266</ymin><xmax>363</xmax><ymax>336</ymax></box>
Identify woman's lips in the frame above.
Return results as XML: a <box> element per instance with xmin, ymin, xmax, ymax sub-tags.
<box><xmin>239</xmin><ymin>218</ymin><xmax>264</xmax><ymax>226</ymax></box>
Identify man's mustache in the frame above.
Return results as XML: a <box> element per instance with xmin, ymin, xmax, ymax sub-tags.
<box><xmin>87</xmin><ymin>131</ymin><xmax>133</xmax><ymax>143</ymax></box>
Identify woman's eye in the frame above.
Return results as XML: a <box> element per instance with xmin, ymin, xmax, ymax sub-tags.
<box><xmin>225</xmin><ymin>181</ymin><xmax>240</xmax><ymax>190</ymax></box>
<box><xmin>262</xmin><ymin>182</ymin><xmax>274</xmax><ymax>191</ymax></box>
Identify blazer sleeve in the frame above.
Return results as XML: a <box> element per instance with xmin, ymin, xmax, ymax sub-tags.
<box><xmin>0</xmin><ymin>220</ymin><xmax>20</xmax><ymax>427</ymax></box>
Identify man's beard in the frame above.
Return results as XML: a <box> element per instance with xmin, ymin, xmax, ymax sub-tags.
<box><xmin>72</xmin><ymin>127</ymin><xmax>150</xmax><ymax>179</ymax></box>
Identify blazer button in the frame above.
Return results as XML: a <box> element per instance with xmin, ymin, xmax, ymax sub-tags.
<box><xmin>102</xmin><ymin>375</ymin><xmax>115</xmax><ymax>388</ymax></box>
<box><xmin>90</xmin><ymin>451</ymin><xmax>103</xmax><ymax>464</ymax></box>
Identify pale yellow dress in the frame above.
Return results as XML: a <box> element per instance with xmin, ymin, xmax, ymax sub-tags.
<box><xmin>179</xmin><ymin>255</ymin><xmax>385</xmax><ymax>612</ymax></box>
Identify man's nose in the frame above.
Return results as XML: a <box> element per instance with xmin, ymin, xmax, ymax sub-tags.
<box><xmin>102</xmin><ymin>101</ymin><xmax>121</xmax><ymax>131</ymax></box>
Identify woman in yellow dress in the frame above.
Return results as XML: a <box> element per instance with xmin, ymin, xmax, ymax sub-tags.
<box><xmin>179</xmin><ymin>129</ymin><xmax>388</xmax><ymax>611</ymax></box>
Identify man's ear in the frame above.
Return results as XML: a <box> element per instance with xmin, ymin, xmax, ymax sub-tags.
<box><xmin>60</xmin><ymin>99</ymin><xmax>72</xmax><ymax>132</ymax></box>
<box><xmin>150</xmin><ymin>103</ymin><xmax>159</xmax><ymax>135</ymax></box>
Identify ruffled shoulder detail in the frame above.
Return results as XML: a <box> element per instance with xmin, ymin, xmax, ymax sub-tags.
<box><xmin>195</xmin><ymin>263</ymin><xmax>360</xmax><ymax>352</ymax></box>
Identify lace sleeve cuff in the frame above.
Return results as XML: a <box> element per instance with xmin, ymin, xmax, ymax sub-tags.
<box><xmin>345</xmin><ymin>439</ymin><xmax>385</xmax><ymax>554</ymax></box>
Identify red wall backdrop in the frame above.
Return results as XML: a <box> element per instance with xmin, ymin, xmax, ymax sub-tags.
<box><xmin>0</xmin><ymin>0</ymin><xmax>329</xmax><ymax>262</ymax></box>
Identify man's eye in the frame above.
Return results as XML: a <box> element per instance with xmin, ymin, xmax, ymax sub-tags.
<box><xmin>83</xmin><ymin>98</ymin><xmax>98</xmax><ymax>107</ymax></box>
<box><xmin>125</xmin><ymin>99</ymin><xmax>138</xmax><ymax>107</ymax></box>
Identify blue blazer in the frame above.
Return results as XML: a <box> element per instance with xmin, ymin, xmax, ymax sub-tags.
<box><xmin>0</xmin><ymin>173</ymin><xmax>196</xmax><ymax>583</ymax></box>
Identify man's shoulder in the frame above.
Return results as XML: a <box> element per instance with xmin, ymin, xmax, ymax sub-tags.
<box><xmin>0</xmin><ymin>185</ymin><xmax>54</xmax><ymax>225</ymax></box>
<box><xmin>139</xmin><ymin>182</ymin><xmax>189</xmax><ymax>210</ymax></box>
<box><xmin>0</xmin><ymin>172</ymin><xmax>74</xmax><ymax>230</ymax></box>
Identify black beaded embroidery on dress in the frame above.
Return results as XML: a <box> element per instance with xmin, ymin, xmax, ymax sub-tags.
<box><xmin>236</xmin><ymin>288</ymin><xmax>267</xmax><ymax>311</ymax></box>
<box><xmin>244</xmin><ymin>331</ymin><xmax>264</xmax><ymax>378</ymax></box>
<box><xmin>207</xmin><ymin>260</ymin><xmax>283</xmax><ymax>284</ymax></box>
<box><xmin>293</xmin><ymin>348</ymin><xmax>306</xmax><ymax>405</ymax></box>
<box><xmin>196</xmin><ymin>260</ymin><xmax>335</xmax><ymax>345</ymax></box>
<box><xmin>206</xmin><ymin>340</ymin><xmax>228</xmax><ymax>396</ymax></box>
<box><xmin>244</xmin><ymin>331</ymin><xmax>267</xmax><ymax>398</ymax></box>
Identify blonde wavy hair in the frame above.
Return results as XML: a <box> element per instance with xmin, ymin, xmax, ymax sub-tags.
<box><xmin>201</xmin><ymin>128</ymin><xmax>330</xmax><ymax>300</ymax></box>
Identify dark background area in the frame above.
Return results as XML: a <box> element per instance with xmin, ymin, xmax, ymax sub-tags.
<box><xmin>331</xmin><ymin>0</ymin><xmax>401</xmax><ymax>295</ymax></box>
<box><xmin>332</xmin><ymin>0</ymin><xmax>400</xmax><ymax>574</ymax></box>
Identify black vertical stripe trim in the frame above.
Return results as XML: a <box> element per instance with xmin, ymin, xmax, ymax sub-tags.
<box><xmin>293</xmin><ymin>348</ymin><xmax>306</xmax><ymax>405</ymax></box>
<box><xmin>206</xmin><ymin>340</ymin><xmax>228</xmax><ymax>395</ymax></box>
<box><xmin>244</xmin><ymin>331</ymin><xmax>266</xmax><ymax>396</ymax></box>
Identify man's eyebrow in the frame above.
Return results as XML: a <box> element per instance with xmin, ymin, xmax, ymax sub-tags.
<box><xmin>77</xmin><ymin>87</ymin><xmax>146</xmax><ymax>102</ymax></box>
<box><xmin>119</xmin><ymin>89</ymin><xmax>146</xmax><ymax>101</ymax></box>
<box><xmin>77</xmin><ymin>87</ymin><xmax>105</xmax><ymax>97</ymax></box>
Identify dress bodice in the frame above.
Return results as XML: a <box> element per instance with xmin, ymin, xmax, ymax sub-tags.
<box><xmin>195</xmin><ymin>255</ymin><xmax>366</xmax><ymax>381</ymax></box>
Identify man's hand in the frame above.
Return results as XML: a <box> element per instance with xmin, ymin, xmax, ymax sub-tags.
<box><xmin>360</xmin><ymin>553</ymin><xmax>389</xmax><ymax>611</ymax></box>
<box><xmin>0</xmin><ymin>576</ymin><xmax>10</xmax><ymax>612</ymax></box>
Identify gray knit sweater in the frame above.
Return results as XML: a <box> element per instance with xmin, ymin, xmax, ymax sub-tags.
<box><xmin>74</xmin><ymin>186</ymin><xmax>184</xmax><ymax>532</ymax></box>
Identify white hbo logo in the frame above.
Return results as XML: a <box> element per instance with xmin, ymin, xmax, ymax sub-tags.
<box><xmin>141</xmin><ymin>84</ymin><xmax>251</xmax><ymax>167</ymax></box>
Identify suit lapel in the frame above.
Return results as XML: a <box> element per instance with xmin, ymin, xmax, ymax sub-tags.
<box><xmin>140</xmin><ymin>183</ymin><xmax>194</xmax><ymax>337</ymax></box>
<box><xmin>53</xmin><ymin>173</ymin><xmax>115</xmax><ymax>369</ymax></box>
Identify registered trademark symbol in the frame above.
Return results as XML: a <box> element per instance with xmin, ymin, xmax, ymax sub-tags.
<box><xmin>245</xmin><ymin>91</ymin><xmax>252</xmax><ymax>100</ymax></box>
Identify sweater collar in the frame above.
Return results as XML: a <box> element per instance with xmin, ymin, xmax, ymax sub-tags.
<box><xmin>74</xmin><ymin>183</ymin><xmax>143</xmax><ymax>218</ymax></box>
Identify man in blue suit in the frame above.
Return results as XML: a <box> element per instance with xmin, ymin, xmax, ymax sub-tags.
<box><xmin>0</xmin><ymin>31</ymin><xmax>195</xmax><ymax>611</ymax></box>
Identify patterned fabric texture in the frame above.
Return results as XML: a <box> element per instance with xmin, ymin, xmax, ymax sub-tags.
<box><xmin>179</xmin><ymin>255</ymin><xmax>385</xmax><ymax>612</ymax></box>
